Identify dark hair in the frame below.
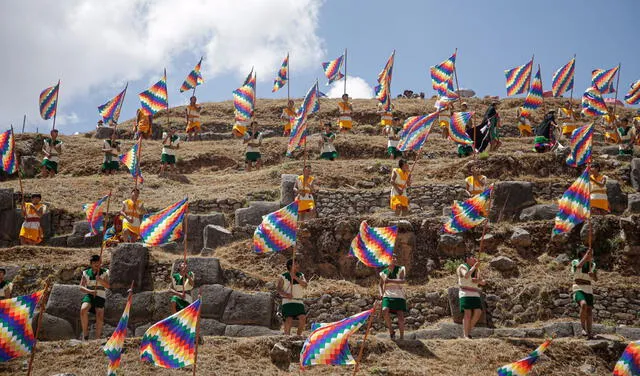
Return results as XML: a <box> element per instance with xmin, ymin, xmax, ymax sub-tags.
<box><xmin>31</xmin><ymin>193</ymin><xmax>42</xmax><ymax>199</ymax></box>
<box><xmin>0</xmin><ymin>268</ymin><xmax>5</xmax><ymax>274</ymax></box>
<box><xmin>324</xmin><ymin>122</ymin><xmax>332</xmax><ymax>127</ymax></box>
<box><xmin>286</xmin><ymin>259</ymin><xmax>293</xmax><ymax>270</ymax></box>
<box><xmin>131</xmin><ymin>188</ymin><xmax>140</xmax><ymax>193</ymax></box>
<box><xmin>51</xmin><ymin>129</ymin><xmax>59</xmax><ymax>133</ymax></box>
<box><xmin>90</xmin><ymin>255</ymin><xmax>100</xmax><ymax>263</ymax></box>
<box><xmin>591</xmin><ymin>161</ymin><xmax>600</xmax><ymax>169</ymax></box>
<box><xmin>576</xmin><ymin>246</ymin><xmax>588</xmax><ymax>258</ymax></box>
<box><xmin>398</xmin><ymin>159</ymin><xmax>407</xmax><ymax>168</ymax></box>
<box><xmin>392</xmin><ymin>116</ymin><xmax>400</xmax><ymax>121</ymax></box>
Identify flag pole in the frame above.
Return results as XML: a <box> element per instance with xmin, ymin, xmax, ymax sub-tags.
<box><xmin>587</xmin><ymin>165</ymin><xmax>592</xmax><ymax>252</ymax></box>
<box><xmin>569</xmin><ymin>54</ymin><xmax>576</xmax><ymax>106</ymax></box>
<box><xmin>389</xmin><ymin>50</ymin><xmax>395</xmax><ymax>112</ymax></box>
<box><xmin>27</xmin><ymin>281</ymin><xmax>52</xmax><ymax>376</ymax></box>
<box><xmin>164</xmin><ymin>68</ymin><xmax>170</xmax><ymax>131</ymax></box>
<box><xmin>12</xmin><ymin>125</ymin><xmax>26</xmax><ymax>215</ymax></box>
<box><xmin>116</xmin><ymin>83</ymin><xmax>128</xmax><ymax>126</ymax></box>
<box><xmin>343</xmin><ymin>48</ymin><xmax>348</xmax><ymax>96</ymax></box>
<box><xmin>192</xmin><ymin>57</ymin><xmax>202</xmax><ymax>98</ymax></box>
<box><xmin>287</xmin><ymin>52</ymin><xmax>290</xmax><ymax>103</ymax></box>
<box><xmin>352</xmin><ymin>303</ymin><xmax>378</xmax><ymax>376</ymax></box>
<box><xmin>22</xmin><ymin>115</ymin><xmax>26</xmax><ymax>134</ymax></box>
<box><xmin>192</xmin><ymin>293</ymin><xmax>202</xmax><ymax>376</ymax></box>
<box><xmin>183</xmin><ymin>205</ymin><xmax>189</xmax><ymax>264</ymax></box>
<box><xmin>52</xmin><ymin>80</ymin><xmax>60</xmax><ymax>131</ymax></box>
<box><xmin>477</xmin><ymin>186</ymin><xmax>494</xmax><ymax>254</ymax></box>
<box><xmin>135</xmin><ymin>136</ymin><xmax>142</xmax><ymax>190</ymax></box>
<box><xmin>539</xmin><ymin>64</ymin><xmax>546</xmax><ymax>114</ymax></box>
<box><xmin>95</xmin><ymin>190</ymin><xmax>113</xmax><ymax>298</ymax></box>
<box><xmin>612</xmin><ymin>63</ymin><xmax>622</xmax><ymax>118</ymax></box>
<box><xmin>452</xmin><ymin>48</ymin><xmax>462</xmax><ymax>108</ymax></box>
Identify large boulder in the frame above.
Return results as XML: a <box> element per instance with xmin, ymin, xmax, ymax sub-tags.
<box><xmin>0</xmin><ymin>209</ymin><xmax>17</xmax><ymax>241</ymax></box>
<box><xmin>631</xmin><ymin>158</ymin><xmax>640</xmax><ymax>191</ymax></box>
<box><xmin>606</xmin><ymin>179</ymin><xmax>627</xmax><ymax>214</ymax></box>
<box><xmin>183</xmin><ymin>213</ymin><xmax>226</xmax><ymax>254</ymax></box>
<box><xmin>489</xmin><ymin>256</ymin><xmax>517</xmax><ymax>272</ymax></box>
<box><xmin>200</xmin><ymin>319</ymin><xmax>227</xmax><ymax>336</ymax></box>
<box><xmin>203</xmin><ymin>224</ymin><xmax>232</xmax><ymax>252</ymax></box>
<box><xmin>437</xmin><ymin>234</ymin><xmax>466</xmax><ymax>257</ymax></box>
<box><xmin>627</xmin><ymin>194</ymin><xmax>640</xmax><ymax>213</ymax></box>
<box><xmin>45</xmin><ymin>284</ymin><xmax>85</xmax><ymax>324</ymax></box>
<box><xmin>490</xmin><ymin>181</ymin><xmax>536</xmax><ymax>221</ymax></box>
<box><xmin>509</xmin><ymin>227</ymin><xmax>532</xmax><ymax>248</ymax></box>
<box><xmin>95</xmin><ymin>127</ymin><xmax>116</xmax><ymax>139</ymax></box>
<box><xmin>224</xmin><ymin>325</ymin><xmax>280</xmax><ymax>337</ymax></box>
<box><xmin>20</xmin><ymin>156</ymin><xmax>40</xmax><ymax>178</ymax></box>
<box><xmin>519</xmin><ymin>204</ymin><xmax>558</xmax><ymax>221</ymax></box>
<box><xmin>170</xmin><ymin>258</ymin><xmax>224</xmax><ymax>287</ymax></box>
<box><xmin>221</xmin><ymin>291</ymin><xmax>274</xmax><ymax>327</ymax></box>
<box><xmin>35</xmin><ymin>313</ymin><xmax>75</xmax><ymax>340</ymax></box>
<box><xmin>270</xmin><ymin>342</ymin><xmax>291</xmax><ymax>370</ymax></box>
<box><xmin>280</xmin><ymin>174</ymin><xmax>298</xmax><ymax>206</ymax></box>
<box><xmin>105</xmin><ymin>290</ymin><xmax>156</xmax><ymax>325</ymax></box>
<box><xmin>0</xmin><ymin>188</ymin><xmax>14</xmax><ymax>211</ymax></box>
<box><xmin>66</xmin><ymin>221</ymin><xmax>102</xmax><ymax>247</ymax></box>
<box><xmin>235</xmin><ymin>201</ymin><xmax>281</xmax><ymax>227</ymax></box>
<box><xmin>108</xmin><ymin>243</ymin><xmax>149</xmax><ymax>292</ymax></box>
<box><xmin>200</xmin><ymin>284</ymin><xmax>233</xmax><ymax>320</ymax></box>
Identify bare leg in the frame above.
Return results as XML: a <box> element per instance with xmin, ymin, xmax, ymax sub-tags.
<box><xmin>283</xmin><ymin>317</ymin><xmax>293</xmax><ymax>335</ymax></box>
<box><xmin>469</xmin><ymin>309</ymin><xmax>483</xmax><ymax>336</ymax></box>
<box><xmin>308</xmin><ymin>209</ymin><xmax>317</xmax><ymax>219</ymax></box>
<box><xmin>382</xmin><ymin>308</ymin><xmax>394</xmax><ymax>338</ymax></box>
<box><xmin>245</xmin><ymin>162</ymin><xmax>251</xmax><ymax>172</ymax></box>
<box><xmin>462</xmin><ymin>309</ymin><xmax>472</xmax><ymax>338</ymax></box>
<box><xmin>394</xmin><ymin>207</ymin><xmax>401</xmax><ymax>217</ymax></box>
<box><xmin>397</xmin><ymin>311</ymin><xmax>405</xmax><ymax>340</ymax></box>
<box><xmin>256</xmin><ymin>160</ymin><xmax>262</xmax><ymax>170</ymax></box>
<box><xmin>95</xmin><ymin>308</ymin><xmax>104</xmax><ymax>339</ymax></box>
<box><xmin>586</xmin><ymin>306</ymin><xmax>593</xmax><ymax>337</ymax></box>
<box><xmin>80</xmin><ymin>303</ymin><xmax>91</xmax><ymax>339</ymax></box>
<box><xmin>579</xmin><ymin>301</ymin><xmax>588</xmax><ymax>334</ymax></box>
<box><xmin>170</xmin><ymin>300</ymin><xmax>177</xmax><ymax>314</ymax></box>
<box><xmin>297</xmin><ymin>314</ymin><xmax>306</xmax><ymax>336</ymax></box>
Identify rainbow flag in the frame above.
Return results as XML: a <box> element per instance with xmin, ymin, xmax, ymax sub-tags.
<box><xmin>505</xmin><ymin>59</ymin><xmax>533</xmax><ymax>96</ymax></box>
<box><xmin>434</xmin><ymin>88</ymin><xmax>459</xmax><ymax>110</ymax></box>
<box><xmin>377</xmin><ymin>51</ymin><xmax>395</xmax><ymax>86</ymax></box>
<box><xmin>449</xmin><ymin>112</ymin><xmax>474</xmax><ymax>145</ymax></box>
<box><xmin>253</xmin><ymin>201</ymin><xmax>298</xmax><ymax>254</ymax></box>
<box><xmin>397</xmin><ymin>112</ymin><xmax>438</xmax><ymax>152</ymax></box>
<box><xmin>0</xmin><ymin>290</ymin><xmax>44</xmax><ymax>362</ymax></box>
<box><xmin>591</xmin><ymin>66</ymin><xmax>619</xmax><ymax>94</ymax></box>
<box><xmin>272</xmin><ymin>54</ymin><xmax>289</xmax><ymax>93</ymax></box>
<box><xmin>140</xmin><ymin>299</ymin><xmax>200</xmax><ymax>369</ymax></box>
<box><xmin>139</xmin><ymin>72</ymin><xmax>168</xmax><ymax>116</ymax></box>
<box><xmin>374</xmin><ymin>83</ymin><xmax>388</xmax><ymax>104</ymax></box>
<box><xmin>551</xmin><ymin>57</ymin><xmax>575</xmax><ymax>97</ymax></box>
<box><xmin>118</xmin><ymin>138</ymin><xmax>143</xmax><ymax>184</ymax></box>
<box><xmin>497</xmin><ymin>339</ymin><xmax>552</xmax><ymax>376</ymax></box>
<box><xmin>566</xmin><ymin>123</ymin><xmax>593</xmax><ymax>167</ymax></box>
<box><xmin>349</xmin><ymin>221</ymin><xmax>397</xmax><ymax>268</ymax></box>
<box><xmin>443</xmin><ymin>187</ymin><xmax>492</xmax><ymax>234</ymax></box>
<box><xmin>430</xmin><ymin>51</ymin><xmax>456</xmax><ymax>96</ymax></box>
<box><xmin>581</xmin><ymin>86</ymin><xmax>608</xmax><ymax>117</ymax></box>
<box><xmin>553</xmin><ymin>168</ymin><xmax>590</xmax><ymax>235</ymax></box>
<box><xmin>625</xmin><ymin>80</ymin><xmax>640</xmax><ymax>105</ymax></box>
<box><xmin>300</xmin><ymin>309</ymin><xmax>373</xmax><ymax>368</ymax></box>
<box><xmin>287</xmin><ymin>82</ymin><xmax>320</xmax><ymax>156</ymax></box>
<box><xmin>233</xmin><ymin>71</ymin><xmax>256</xmax><ymax>122</ymax></box>
<box><xmin>140</xmin><ymin>198</ymin><xmax>188</xmax><ymax>247</ymax></box>
<box><xmin>98</xmin><ymin>85</ymin><xmax>127</xmax><ymax>124</ymax></box>
<box><xmin>0</xmin><ymin>128</ymin><xmax>17</xmax><ymax>175</ymax></box>
<box><xmin>613</xmin><ymin>341</ymin><xmax>640</xmax><ymax>376</ymax></box>
<box><xmin>521</xmin><ymin>67</ymin><xmax>543</xmax><ymax>116</ymax></box>
<box><xmin>179</xmin><ymin>58</ymin><xmax>204</xmax><ymax>93</ymax></box>
<box><xmin>39</xmin><ymin>82</ymin><xmax>59</xmax><ymax>120</ymax></box>
<box><xmin>321</xmin><ymin>55</ymin><xmax>344</xmax><ymax>84</ymax></box>
<box><xmin>82</xmin><ymin>195</ymin><xmax>109</xmax><ymax>237</ymax></box>
<box><xmin>104</xmin><ymin>291</ymin><xmax>132</xmax><ymax>376</ymax></box>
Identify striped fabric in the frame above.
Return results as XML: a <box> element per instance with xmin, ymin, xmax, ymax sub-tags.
<box><xmin>0</xmin><ymin>128</ymin><xmax>17</xmax><ymax>175</ymax></box>
<box><xmin>581</xmin><ymin>86</ymin><xmax>608</xmax><ymax>117</ymax></box>
<box><xmin>0</xmin><ymin>290</ymin><xmax>44</xmax><ymax>362</ymax></box>
<box><xmin>179</xmin><ymin>58</ymin><xmax>204</xmax><ymax>93</ymax></box>
<box><xmin>253</xmin><ymin>201</ymin><xmax>298</xmax><ymax>254</ymax></box>
<box><xmin>349</xmin><ymin>221</ymin><xmax>398</xmax><ymax>268</ymax></box>
<box><xmin>497</xmin><ymin>339</ymin><xmax>552</xmax><ymax>376</ymax></box>
<box><xmin>521</xmin><ymin>67</ymin><xmax>543</xmax><ymax>116</ymax></box>
<box><xmin>82</xmin><ymin>195</ymin><xmax>110</xmax><ymax>237</ymax></box>
<box><xmin>272</xmin><ymin>54</ymin><xmax>289</xmax><ymax>93</ymax></box>
<box><xmin>287</xmin><ymin>82</ymin><xmax>320</xmax><ymax>156</ymax></box>
<box><xmin>397</xmin><ymin>112</ymin><xmax>438</xmax><ymax>151</ymax></box>
<box><xmin>613</xmin><ymin>341</ymin><xmax>640</xmax><ymax>376</ymax></box>
<box><xmin>321</xmin><ymin>55</ymin><xmax>344</xmax><ymax>84</ymax></box>
<box><xmin>103</xmin><ymin>292</ymin><xmax>132</xmax><ymax>376</ymax></box>
<box><xmin>551</xmin><ymin>58</ymin><xmax>575</xmax><ymax>97</ymax></box>
<box><xmin>140</xmin><ymin>198</ymin><xmax>188</xmax><ymax>246</ymax></box>
<box><xmin>233</xmin><ymin>71</ymin><xmax>256</xmax><ymax>122</ymax></box>
<box><xmin>138</xmin><ymin>72</ymin><xmax>168</xmax><ymax>116</ymax></box>
<box><xmin>448</xmin><ymin>112</ymin><xmax>474</xmax><ymax>145</ymax></box>
<box><xmin>591</xmin><ymin>66</ymin><xmax>619</xmax><ymax>94</ymax></box>
<box><xmin>553</xmin><ymin>168</ymin><xmax>590</xmax><ymax>235</ymax></box>
<box><xmin>566</xmin><ymin>123</ymin><xmax>593</xmax><ymax>167</ymax></box>
<box><xmin>505</xmin><ymin>59</ymin><xmax>533</xmax><ymax>96</ymax></box>
<box><xmin>39</xmin><ymin>83</ymin><xmax>59</xmax><ymax>120</ymax></box>
<box><xmin>430</xmin><ymin>51</ymin><xmax>456</xmax><ymax>96</ymax></box>
<box><xmin>98</xmin><ymin>85</ymin><xmax>127</xmax><ymax>124</ymax></box>
<box><xmin>625</xmin><ymin>80</ymin><xmax>640</xmax><ymax>105</ymax></box>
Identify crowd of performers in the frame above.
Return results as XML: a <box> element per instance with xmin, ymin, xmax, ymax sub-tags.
<box><xmin>8</xmin><ymin>93</ymin><xmax>632</xmax><ymax>341</ymax></box>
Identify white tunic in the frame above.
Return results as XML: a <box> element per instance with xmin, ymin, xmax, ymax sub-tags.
<box><xmin>457</xmin><ymin>264</ymin><xmax>481</xmax><ymax>298</ymax></box>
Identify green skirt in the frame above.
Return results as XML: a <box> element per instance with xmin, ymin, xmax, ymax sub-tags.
<box><xmin>382</xmin><ymin>297</ymin><xmax>407</xmax><ymax>312</ymax></box>
<box><xmin>161</xmin><ymin>153</ymin><xmax>176</xmax><ymax>164</ymax></box>
<box><xmin>281</xmin><ymin>302</ymin><xmax>305</xmax><ymax>318</ymax></box>
<box><xmin>387</xmin><ymin>147</ymin><xmax>402</xmax><ymax>158</ymax></box>
<box><xmin>458</xmin><ymin>145</ymin><xmax>473</xmax><ymax>157</ymax></box>
<box><xmin>245</xmin><ymin>152</ymin><xmax>261</xmax><ymax>162</ymax></box>
<box><xmin>320</xmin><ymin>151</ymin><xmax>338</xmax><ymax>160</ymax></box>
<box><xmin>459</xmin><ymin>296</ymin><xmax>482</xmax><ymax>312</ymax></box>
<box><xmin>618</xmin><ymin>148</ymin><xmax>633</xmax><ymax>156</ymax></box>
<box><xmin>101</xmin><ymin>161</ymin><xmax>120</xmax><ymax>171</ymax></box>
<box><xmin>81</xmin><ymin>294</ymin><xmax>106</xmax><ymax>314</ymax></box>
<box><xmin>574</xmin><ymin>291</ymin><xmax>594</xmax><ymax>307</ymax></box>
<box><xmin>170</xmin><ymin>295</ymin><xmax>190</xmax><ymax>311</ymax></box>
<box><xmin>41</xmin><ymin>159</ymin><xmax>58</xmax><ymax>173</ymax></box>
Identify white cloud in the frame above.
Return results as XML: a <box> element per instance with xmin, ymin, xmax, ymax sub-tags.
<box><xmin>0</xmin><ymin>0</ymin><xmax>324</xmax><ymax>132</ymax></box>
<box><xmin>325</xmin><ymin>76</ymin><xmax>374</xmax><ymax>99</ymax></box>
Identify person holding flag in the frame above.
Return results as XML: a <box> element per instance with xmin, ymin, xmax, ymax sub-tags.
<box><xmin>390</xmin><ymin>159</ymin><xmax>411</xmax><ymax>216</ymax></box>
<box><xmin>457</xmin><ymin>253</ymin><xmax>487</xmax><ymax>339</ymax></box>
<box><xmin>159</xmin><ymin>126</ymin><xmax>180</xmax><ymax>176</ymax></box>
<box><xmin>41</xmin><ymin>129</ymin><xmax>63</xmax><ymax>178</ymax></box>
<box><xmin>276</xmin><ymin>259</ymin><xmax>307</xmax><ymax>336</ymax></box>
<box><xmin>135</xmin><ymin>108</ymin><xmax>153</xmax><ymax>140</ymax></box>
<box><xmin>319</xmin><ymin>122</ymin><xmax>338</xmax><ymax>161</ymax></box>
<box><xmin>386</xmin><ymin>117</ymin><xmax>403</xmax><ymax>160</ymax></box>
<box><xmin>243</xmin><ymin>121</ymin><xmax>263</xmax><ymax>172</ymax></box>
<box><xmin>484</xmin><ymin>101</ymin><xmax>502</xmax><ymax>152</ymax></box>
<box><xmin>169</xmin><ymin>262</ymin><xmax>195</xmax><ymax>313</ymax></box>
<box><xmin>516</xmin><ymin>107</ymin><xmax>533</xmax><ymax>137</ymax></box>
<box><xmin>533</xmin><ymin>111</ymin><xmax>558</xmax><ymax>153</ymax></box>
<box><xmin>281</xmin><ymin>100</ymin><xmax>296</xmax><ymax>137</ymax></box>
<box><xmin>616</xmin><ymin>117</ymin><xmax>634</xmax><ymax>156</ymax></box>
<box><xmin>185</xmin><ymin>96</ymin><xmax>202</xmax><ymax>141</ymax></box>
<box><xmin>19</xmin><ymin>193</ymin><xmax>45</xmax><ymax>245</ymax></box>
<box><xmin>458</xmin><ymin>102</ymin><xmax>475</xmax><ymax>157</ymax></box>
<box><xmin>557</xmin><ymin>100</ymin><xmax>578</xmax><ymax>138</ymax></box>
<box><xmin>120</xmin><ymin>188</ymin><xmax>146</xmax><ymax>242</ymax></box>
<box><xmin>377</xmin><ymin>101</ymin><xmax>394</xmax><ymax>133</ymax></box>
<box><xmin>100</xmin><ymin>129</ymin><xmax>120</xmax><ymax>175</ymax></box>
<box><xmin>465</xmin><ymin>165</ymin><xmax>488</xmax><ymax>198</ymax></box>
<box><xmin>79</xmin><ymin>254</ymin><xmax>110</xmax><ymax>340</ymax></box>
<box><xmin>589</xmin><ymin>162</ymin><xmax>610</xmax><ymax>215</ymax></box>
<box><xmin>337</xmin><ymin>93</ymin><xmax>353</xmax><ymax>133</ymax></box>
<box><xmin>602</xmin><ymin>106</ymin><xmax>620</xmax><ymax>144</ymax></box>
<box><xmin>378</xmin><ymin>255</ymin><xmax>407</xmax><ymax>340</ymax></box>
<box><xmin>294</xmin><ymin>165</ymin><xmax>317</xmax><ymax>221</ymax></box>
<box><xmin>103</xmin><ymin>214</ymin><xmax>124</xmax><ymax>247</ymax></box>
<box><xmin>571</xmin><ymin>246</ymin><xmax>597</xmax><ymax>338</ymax></box>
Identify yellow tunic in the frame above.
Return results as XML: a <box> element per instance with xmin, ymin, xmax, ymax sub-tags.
<box><xmin>185</xmin><ymin>104</ymin><xmax>202</xmax><ymax>132</ymax></box>
<box><xmin>232</xmin><ymin>120</ymin><xmax>250</xmax><ymax>137</ymax></box>
<box><xmin>590</xmin><ymin>174</ymin><xmax>609</xmax><ymax>212</ymax></box>
<box><xmin>337</xmin><ymin>102</ymin><xmax>353</xmax><ymax>130</ymax></box>
<box><xmin>136</xmin><ymin>110</ymin><xmax>151</xmax><ymax>137</ymax></box>
<box><xmin>603</xmin><ymin>114</ymin><xmax>620</xmax><ymax>144</ymax></box>
<box><xmin>390</xmin><ymin>168</ymin><xmax>409</xmax><ymax>210</ymax></box>
<box><xmin>19</xmin><ymin>203</ymin><xmax>44</xmax><ymax>244</ymax></box>
<box><xmin>295</xmin><ymin>175</ymin><xmax>315</xmax><ymax>212</ymax></box>
<box><xmin>465</xmin><ymin>175</ymin><xmax>488</xmax><ymax>215</ymax></box>
<box><xmin>517</xmin><ymin>108</ymin><xmax>533</xmax><ymax>136</ymax></box>
<box><xmin>122</xmin><ymin>199</ymin><xmax>144</xmax><ymax>235</ymax></box>
<box><xmin>558</xmin><ymin>107</ymin><xmax>578</xmax><ymax>136</ymax></box>
<box><xmin>282</xmin><ymin>108</ymin><xmax>296</xmax><ymax>133</ymax></box>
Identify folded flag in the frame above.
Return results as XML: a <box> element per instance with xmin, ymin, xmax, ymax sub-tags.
<box><xmin>449</xmin><ymin>112</ymin><xmax>474</xmax><ymax>145</ymax></box>
<box><xmin>83</xmin><ymin>194</ymin><xmax>110</xmax><ymax>237</ymax></box>
<box><xmin>505</xmin><ymin>59</ymin><xmax>533</xmax><ymax>96</ymax></box>
<box><xmin>521</xmin><ymin>67</ymin><xmax>543</xmax><ymax>116</ymax></box>
<box><xmin>551</xmin><ymin>57</ymin><xmax>575</xmax><ymax>97</ymax></box>
<box><xmin>397</xmin><ymin>112</ymin><xmax>438</xmax><ymax>151</ymax></box>
<box><xmin>430</xmin><ymin>51</ymin><xmax>456</xmax><ymax>96</ymax></box>
<box><xmin>497</xmin><ymin>339</ymin><xmax>552</xmax><ymax>376</ymax></box>
<box><xmin>104</xmin><ymin>291</ymin><xmax>132</xmax><ymax>376</ymax></box>
<box><xmin>118</xmin><ymin>138</ymin><xmax>144</xmax><ymax>185</ymax></box>
<box><xmin>300</xmin><ymin>309</ymin><xmax>373</xmax><ymax>368</ymax></box>
<box><xmin>591</xmin><ymin>66</ymin><xmax>619</xmax><ymax>94</ymax></box>
<box><xmin>39</xmin><ymin>82</ymin><xmax>60</xmax><ymax>120</ymax></box>
<box><xmin>287</xmin><ymin>81</ymin><xmax>320</xmax><ymax>156</ymax></box>
<box><xmin>434</xmin><ymin>89</ymin><xmax>459</xmax><ymax>111</ymax></box>
<box><xmin>253</xmin><ymin>201</ymin><xmax>298</xmax><ymax>254</ymax></box>
<box><xmin>139</xmin><ymin>72</ymin><xmax>168</xmax><ymax>116</ymax></box>
<box><xmin>553</xmin><ymin>168</ymin><xmax>590</xmax><ymax>235</ymax></box>
<box><xmin>443</xmin><ymin>186</ymin><xmax>492</xmax><ymax>234</ymax></box>
<box><xmin>625</xmin><ymin>80</ymin><xmax>640</xmax><ymax>106</ymax></box>
<box><xmin>98</xmin><ymin>85</ymin><xmax>127</xmax><ymax>124</ymax></box>
<box><xmin>613</xmin><ymin>340</ymin><xmax>640</xmax><ymax>376</ymax></box>
<box><xmin>0</xmin><ymin>128</ymin><xmax>18</xmax><ymax>175</ymax></box>
<box><xmin>377</xmin><ymin>51</ymin><xmax>395</xmax><ymax>90</ymax></box>
<box><xmin>272</xmin><ymin>54</ymin><xmax>289</xmax><ymax>93</ymax></box>
<box><xmin>566</xmin><ymin>123</ymin><xmax>593</xmax><ymax>167</ymax></box>
<box><xmin>581</xmin><ymin>86</ymin><xmax>608</xmax><ymax>117</ymax></box>
<box><xmin>0</xmin><ymin>290</ymin><xmax>44</xmax><ymax>362</ymax></box>
<box><xmin>140</xmin><ymin>299</ymin><xmax>201</xmax><ymax>369</ymax></box>
<box><xmin>321</xmin><ymin>55</ymin><xmax>345</xmax><ymax>84</ymax></box>
<box><xmin>349</xmin><ymin>221</ymin><xmax>398</xmax><ymax>268</ymax></box>
<box><xmin>233</xmin><ymin>71</ymin><xmax>256</xmax><ymax>122</ymax></box>
<box><xmin>140</xmin><ymin>198</ymin><xmax>188</xmax><ymax>247</ymax></box>
<box><xmin>179</xmin><ymin>58</ymin><xmax>204</xmax><ymax>93</ymax></box>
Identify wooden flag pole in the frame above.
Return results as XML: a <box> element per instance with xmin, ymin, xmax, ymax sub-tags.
<box><xmin>135</xmin><ymin>136</ymin><xmax>142</xmax><ymax>190</ymax></box>
<box><xmin>389</xmin><ymin>50</ymin><xmax>395</xmax><ymax>112</ymax></box>
<box><xmin>116</xmin><ymin>83</ymin><xmax>128</xmax><ymax>126</ymax></box>
<box><xmin>22</xmin><ymin>115</ymin><xmax>26</xmax><ymax>134</ymax></box>
<box><xmin>164</xmin><ymin>68</ymin><xmax>170</xmax><ymax>130</ymax></box>
<box><xmin>569</xmin><ymin>54</ymin><xmax>576</xmax><ymax>107</ymax></box>
<box><xmin>192</xmin><ymin>293</ymin><xmax>202</xmax><ymax>376</ymax></box>
<box><xmin>192</xmin><ymin>57</ymin><xmax>202</xmax><ymax>98</ymax></box>
<box><xmin>612</xmin><ymin>63</ymin><xmax>622</xmax><ymax>118</ymax></box>
<box><xmin>539</xmin><ymin>64</ymin><xmax>546</xmax><ymax>114</ymax></box>
<box><xmin>343</xmin><ymin>48</ymin><xmax>348</xmax><ymax>96</ymax></box>
<box><xmin>477</xmin><ymin>186</ymin><xmax>494</xmax><ymax>254</ymax></box>
<box><xmin>12</xmin><ymin>125</ymin><xmax>26</xmax><ymax>216</ymax></box>
<box><xmin>452</xmin><ymin>48</ymin><xmax>463</xmax><ymax>108</ymax></box>
<box><xmin>352</xmin><ymin>303</ymin><xmax>378</xmax><ymax>376</ymax></box>
<box><xmin>95</xmin><ymin>190</ymin><xmax>113</xmax><ymax>297</ymax></box>
<box><xmin>587</xmin><ymin>164</ymin><xmax>592</xmax><ymax>252</ymax></box>
<box><xmin>51</xmin><ymin>80</ymin><xmax>60</xmax><ymax>131</ymax></box>
<box><xmin>27</xmin><ymin>281</ymin><xmax>52</xmax><ymax>376</ymax></box>
<box><xmin>183</xmin><ymin>206</ymin><xmax>189</xmax><ymax>264</ymax></box>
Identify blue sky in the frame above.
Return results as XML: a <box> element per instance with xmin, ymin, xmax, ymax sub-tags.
<box><xmin>2</xmin><ymin>0</ymin><xmax>639</xmax><ymax>134</ymax></box>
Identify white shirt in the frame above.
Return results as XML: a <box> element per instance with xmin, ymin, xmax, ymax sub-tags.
<box><xmin>162</xmin><ymin>132</ymin><xmax>180</xmax><ymax>156</ymax></box>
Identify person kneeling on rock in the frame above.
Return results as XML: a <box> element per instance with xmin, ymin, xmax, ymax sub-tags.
<box><xmin>170</xmin><ymin>262</ymin><xmax>195</xmax><ymax>313</ymax></box>
<box><xmin>379</xmin><ymin>255</ymin><xmax>407</xmax><ymax>340</ymax></box>
<box><xmin>277</xmin><ymin>259</ymin><xmax>307</xmax><ymax>336</ymax></box>
<box><xmin>79</xmin><ymin>255</ymin><xmax>110</xmax><ymax>341</ymax></box>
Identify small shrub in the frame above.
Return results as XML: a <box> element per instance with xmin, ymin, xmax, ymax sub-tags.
<box><xmin>443</xmin><ymin>258</ymin><xmax>463</xmax><ymax>274</ymax></box>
